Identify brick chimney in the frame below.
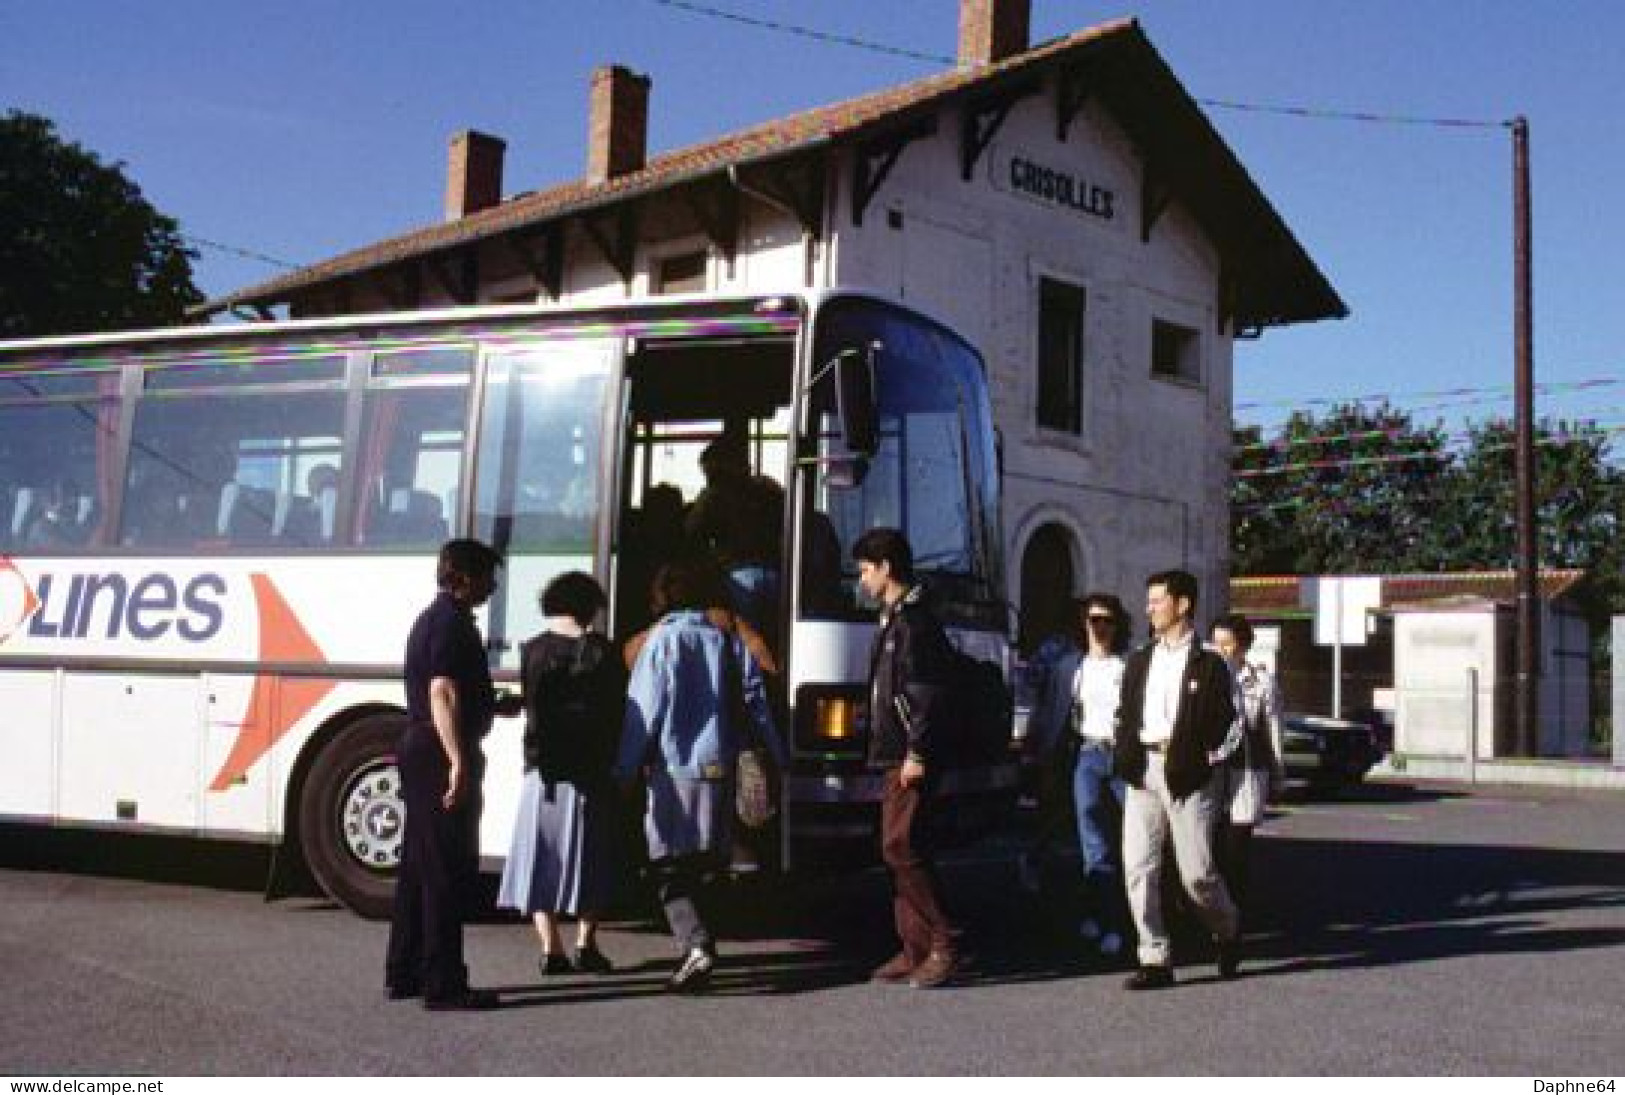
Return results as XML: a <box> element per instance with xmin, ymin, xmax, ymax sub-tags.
<box><xmin>587</xmin><ymin>65</ymin><xmax>651</xmax><ymax>184</ymax></box>
<box><xmin>958</xmin><ymin>0</ymin><xmax>1030</xmax><ymax>67</ymax></box>
<box><xmin>444</xmin><ymin>130</ymin><xmax>506</xmax><ymax>221</ymax></box>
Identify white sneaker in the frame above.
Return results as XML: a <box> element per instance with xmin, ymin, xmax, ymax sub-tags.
<box><xmin>1078</xmin><ymin>917</ymin><xmax>1102</xmax><ymax>941</ymax></box>
<box><xmin>1099</xmin><ymin>932</ymin><xmax>1125</xmax><ymax>957</ymax></box>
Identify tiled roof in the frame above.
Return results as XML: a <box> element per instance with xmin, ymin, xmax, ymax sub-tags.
<box><xmin>203</xmin><ymin>18</ymin><xmax>1344</xmax><ymax>327</ymax></box>
<box><xmin>1231</xmin><ymin>570</ymin><xmax>1589</xmax><ymax>615</ymax></box>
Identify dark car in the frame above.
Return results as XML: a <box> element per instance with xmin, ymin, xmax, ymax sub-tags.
<box><xmin>1281</xmin><ymin>712</ymin><xmax>1384</xmax><ymax>793</ymax></box>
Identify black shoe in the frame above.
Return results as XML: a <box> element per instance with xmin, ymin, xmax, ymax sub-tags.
<box><xmin>1124</xmin><ymin>965</ymin><xmax>1175</xmax><ymax>991</ymax></box>
<box><xmin>384</xmin><ymin>982</ymin><xmax>422</xmax><ymax>1001</ymax></box>
<box><xmin>667</xmin><ymin>947</ymin><xmax>716</xmax><ymax>993</ymax></box>
<box><xmin>1216</xmin><ymin>938</ymin><xmax>1242</xmax><ymax>980</ymax></box>
<box><xmin>573</xmin><ymin>944</ymin><xmax>613</xmax><ymax>974</ymax></box>
<box><xmin>423</xmin><ymin>987</ymin><xmax>499</xmax><ymax>1011</ymax></box>
<box><xmin>539</xmin><ymin>953</ymin><xmax>572</xmax><ymax>976</ymax></box>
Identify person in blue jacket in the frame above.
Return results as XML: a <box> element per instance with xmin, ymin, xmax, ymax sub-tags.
<box><xmin>616</xmin><ymin>558</ymin><xmax>786</xmax><ymax>992</ymax></box>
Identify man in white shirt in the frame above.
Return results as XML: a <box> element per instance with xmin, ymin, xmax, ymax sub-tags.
<box><xmin>1112</xmin><ymin>569</ymin><xmax>1242</xmax><ymax>989</ymax></box>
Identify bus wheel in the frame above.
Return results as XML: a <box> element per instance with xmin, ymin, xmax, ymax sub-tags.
<box><xmin>298</xmin><ymin>713</ymin><xmax>408</xmax><ymax>920</ymax></box>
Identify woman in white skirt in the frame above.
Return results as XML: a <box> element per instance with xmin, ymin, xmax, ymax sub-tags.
<box><xmin>498</xmin><ymin>572</ymin><xmax>625</xmax><ymax>975</ymax></box>
<box><xmin>1209</xmin><ymin>614</ymin><xmax>1285</xmax><ymax>921</ymax></box>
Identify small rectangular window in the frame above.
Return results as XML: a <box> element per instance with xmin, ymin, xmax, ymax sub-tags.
<box><xmin>1036</xmin><ymin>278</ymin><xmax>1085</xmax><ymax>434</ymax></box>
<box><xmin>145</xmin><ymin>354</ymin><xmax>345</xmax><ymax>390</ymax></box>
<box><xmin>655</xmin><ymin>251</ymin><xmax>708</xmax><ymax>295</ymax></box>
<box><xmin>371</xmin><ymin>346</ymin><xmax>475</xmax><ymax>380</ymax></box>
<box><xmin>0</xmin><ymin>372</ymin><xmax>112</xmax><ymax>401</ymax></box>
<box><xmin>1152</xmin><ymin>319</ymin><xmax>1201</xmax><ymax>385</ymax></box>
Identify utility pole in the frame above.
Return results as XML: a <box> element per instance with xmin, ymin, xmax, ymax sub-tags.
<box><xmin>1512</xmin><ymin>115</ymin><xmax>1539</xmax><ymax>757</ymax></box>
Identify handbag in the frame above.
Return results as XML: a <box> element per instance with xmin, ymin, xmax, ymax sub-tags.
<box><xmin>724</xmin><ymin>634</ymin><xmax>778</xmax><ymax>829</ymax></box>
<box><xmin>735</xmin><ymin>747</ymin><xmax>777</xmax><ymax>829</ymax></box>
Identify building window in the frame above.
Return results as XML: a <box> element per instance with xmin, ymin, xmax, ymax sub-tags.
<box><xmin>655</xmin><ymin>250</ymin><xmax>708</xmax><ymax>295</ymax></box>
<box><xmin>1036</xmin><ymin>277</ymin><xmax>1085</xmax><ymax>434</ymax></box>
<box><xmin>1151</xmin><ymin>318</ymin><xmax>1201</xmax><ymax>385</ymax></box>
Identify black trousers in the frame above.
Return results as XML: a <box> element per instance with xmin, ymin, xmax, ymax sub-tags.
<box><xmin>385</xmin><ymin>727</ymin><xmax>483</xmax><ymax>999</ymax></box>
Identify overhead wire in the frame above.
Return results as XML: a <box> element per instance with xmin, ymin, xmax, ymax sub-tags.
<box><xmin>646</xmin><ymin>0</ymin><xmax>1516</xmax><ymax>129</ymax></box>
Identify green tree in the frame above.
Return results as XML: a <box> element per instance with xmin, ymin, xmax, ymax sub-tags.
<box><xmin>1231</xmin><ymin>402</ymin><xmax>1450</xmax><ymax>574</ymax></box>
<box><xmin>1428</xmin><ymin>418</ymin><xmax>1625</xmax><ymax>621</ymax></box>
<box><xmin>1</xmin><ymin>111</ymin><xmax>202</xmax><ymax>337</ymax></box>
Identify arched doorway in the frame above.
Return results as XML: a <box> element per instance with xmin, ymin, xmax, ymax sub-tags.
<box><xmin>1018</xmin><ymin>522</ymin><xmax>1077</xmax><ymax>654</ymax></box>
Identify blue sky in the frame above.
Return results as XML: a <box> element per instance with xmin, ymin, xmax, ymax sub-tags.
<box><xmin>6</xmin><ymin>1</ymin><xmax>1620</xmax><ymax>439</ymax></box>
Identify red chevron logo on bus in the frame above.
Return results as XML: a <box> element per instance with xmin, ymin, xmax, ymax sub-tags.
<box><xmin>0</xmin><ymin>557</ymin><xmax>43</xmax><ymax>645</ymax></box>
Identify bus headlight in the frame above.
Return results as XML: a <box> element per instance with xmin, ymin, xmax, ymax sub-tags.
<box><xmin>794</xmin><ymin>685</ymin><xmax>868</xmax><ymax>756</ymax></box>
<box><xmin>815</xmin><ymin>695</ymin><xmax>856</xmax><ymax>742</ymax></box>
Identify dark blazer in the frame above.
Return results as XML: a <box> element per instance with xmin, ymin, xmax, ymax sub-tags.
<box><xmin>866</xmin><ymin>585</ymin><xmax>954</xmax><ymax>767</ymax></box>
<box><xmin>1113</xmin><ymin>635</ymin><xmax>1238</xmax><ymax>801</ymax></box>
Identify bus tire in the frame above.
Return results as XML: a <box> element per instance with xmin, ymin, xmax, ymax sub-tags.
<box><xmin>298</xmin><ymin>712</ymin><xmax>408</xmax><ymax>920</ymax></box>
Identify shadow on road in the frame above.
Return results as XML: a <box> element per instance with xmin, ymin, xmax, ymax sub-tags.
<box><xmin>7</xmin><ymin>781</ymin><xmax>1625</xmax><ymax>992</ymax></box>
<box><xmin>1236</xmin><ymin>833</ymin><xmax>1625</xmax><ymax>978</ymax></box>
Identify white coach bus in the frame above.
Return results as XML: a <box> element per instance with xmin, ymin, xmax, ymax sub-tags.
<box><xmin>0</xmin><ymin>291</ymin><xmax>1015</xmax><ymax>917</ymax></box>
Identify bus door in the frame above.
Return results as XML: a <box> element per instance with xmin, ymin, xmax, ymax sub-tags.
<box><xmin>611</xmin><ymin>336</ymin><xmax>794</xmax><ymax>651</ymax></box>
<box><xmin>470</xmin><ymin>336</ymin><xmax>619</xmax><ymax>671</ymax></box>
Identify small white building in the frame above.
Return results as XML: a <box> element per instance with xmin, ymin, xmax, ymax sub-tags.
<box><xmin>1233</xmin><ymin>570</ymin><xmax>1595</xmax><ymax>758</ymax></box>
<box><xmin>204</xmin><ymin>0</ymin><xmax>1344</xmax><ymax>639</ymax></box>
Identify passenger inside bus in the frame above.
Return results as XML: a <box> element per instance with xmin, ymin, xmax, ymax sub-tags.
<box><xmin>617</xmin><ymin>482</ymin><xmax>691</xmax><ymax>638</ymax></box>
<box><xmin>280</xmin><ymin>463</ymin><xmax>340</xmax><ymax>546</ymax></box>
<box><xmin>19</xmin><ymin>479</ymin><xmax>92</xmax><ymax>549</ymax></box>
<box><xmin>685</xmin><ymin>434</ymin><xmax>784</xmax><ymax>637</ymax></box>
<box><xmin>373</xmin><ymin>487</ymin><xmax>449</xmax><ymax>546</ymax></box>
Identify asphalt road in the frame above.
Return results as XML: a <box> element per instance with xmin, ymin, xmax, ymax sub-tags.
<box><xmin>2</xmin><ymin>780</ymin><xmax>1623</xmax><ymax>1075</ymax></box>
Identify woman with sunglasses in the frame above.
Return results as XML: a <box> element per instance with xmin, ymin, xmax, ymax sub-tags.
<box><xmin>1069</xmin><ymin>593</ymin><xmax>1133</xmax><ymax>958</ymax></box>
<box><xmin>1025</xmin><ymin>591</ymin><xmax>1132</xmax><ymax>958</ymax></box>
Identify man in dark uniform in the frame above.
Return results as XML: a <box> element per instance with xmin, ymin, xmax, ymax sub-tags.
<box><xmin>385</xmin><ymin>538</ymin><xmax>515</xmax><ymax>1010</ymax></box>
<box><xmin>854</xmin><ymin>527</ymin><xmax>963</xmax><ymax>989</ymax></box>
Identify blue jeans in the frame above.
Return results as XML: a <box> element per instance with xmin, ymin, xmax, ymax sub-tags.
<box><xmin>1073</xmin><ymin>739</ymin><xmax>1126</xmax><ymax>926</ymax></box>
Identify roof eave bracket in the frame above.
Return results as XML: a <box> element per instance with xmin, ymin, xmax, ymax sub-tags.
<box><xmin>580</xmin><ymin>205</ymin><xmax>640</xmax><ymax>288</ymax></box>
<box><xmin>960</xmin><ymin>79</ymin><xmax>1042</xmax><ymax>182</ymax></box>
<box><xmin>425</xmin><ymin>249</ymin><xmax>479</xmax><ymax>306</ymax></box>
<box><xmin>1055</xmin><ymin>67</ymin><xmax>1095</xmax><ymax>142</ymax></box>
<box><xmin>730</xmin><ymin>160</ymin><xmax>824</xmax><ymax>238</ymax></box>
<box><xmin>682</xmin><ymin>182</ymin><xmax>741</xmax><ymax>267</ymax></box>
<box><xmin>851</xmin><ymin>118</ymin><xmax>936</xmax><ymax>227</ymax></box>
<box><xmin>505</xmin><ymin>224</ymin><xmax>566</xmax><ymax>302</ymax></box>
<box><xmin>1141</xmin><ymin>165</ymin><xmax>1174</xmax><ymax>243</ymax></box>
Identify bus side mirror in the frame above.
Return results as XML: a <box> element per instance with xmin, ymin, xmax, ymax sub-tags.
<box><xmin>834</xmin><ymin>344</ymin><xmax>879</xmax><ymax>457</ymax></box>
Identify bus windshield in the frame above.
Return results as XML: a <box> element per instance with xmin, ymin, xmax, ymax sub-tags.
<box><xmin>801</xmin><ymin>298</ymin><xmax>1003</xmax><ymax>628</ymax></box>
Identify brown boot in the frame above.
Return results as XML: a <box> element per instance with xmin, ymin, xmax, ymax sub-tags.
<box><xmin>907</xmin><ymin>950</ymin><xmax>959</xmax><ymax>989</ymax></box>
<box><xmin>870</xmin><ymin>952</ymin><xmax>915</xmax><ymax>983</ymax></box>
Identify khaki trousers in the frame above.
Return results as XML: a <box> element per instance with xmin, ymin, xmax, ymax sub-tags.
<box><xmin>1123</xmin><ymin>752</ymin><xmax>1238</xmax><ymax>968</ymax></box>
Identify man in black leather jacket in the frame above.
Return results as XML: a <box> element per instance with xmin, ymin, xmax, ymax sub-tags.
<box><xmin>854</xmin><ymin>527</ymin><xmax>962</xmax><ymax>989</ymax></box>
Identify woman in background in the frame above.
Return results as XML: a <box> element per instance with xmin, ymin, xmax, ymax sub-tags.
<box><xmin>1209</xmin><ymin>613</ymin><xmax>1286</xmax><ymax>923</ymax></box>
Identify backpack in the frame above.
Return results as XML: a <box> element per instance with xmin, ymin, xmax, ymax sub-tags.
<box><xmin>521</xmin><ymin>633</ymin><xmax>618</xmax><ymax>784</ymax></box>
<box><xmin>943</xmin><ymin>644</ymin><xmax>1013</xmax><ymax>768</ymax></box>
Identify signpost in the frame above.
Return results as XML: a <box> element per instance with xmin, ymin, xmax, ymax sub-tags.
<box><xmin>1303</xmin><ymin>576</ymin><xmax>1383</xmax><ymax>718</ymax></box>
